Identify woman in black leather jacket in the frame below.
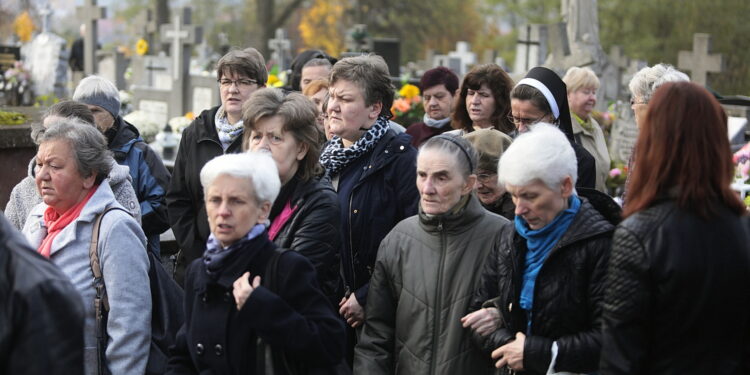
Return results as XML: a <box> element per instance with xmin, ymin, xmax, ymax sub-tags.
<box><xmin>600</xmin><ymin>82</ymin><xmax>750</xmax><ymax>375</ymax></box>
<box><xmin>243</xmin><ymin>88</ymin><xmax>341</xmax><ymax>306</ymax></box>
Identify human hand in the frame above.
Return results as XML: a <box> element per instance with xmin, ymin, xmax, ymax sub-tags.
<box><xmin>491</xmin><ymin>332</ymin><xmax>525</xmax><ymax>371</ymax></box>
<box><xmin>338</xmin><ymin>293</ymin><xmax>365</xmax><ymax>328</ymax></box>
<box><xmin>461</xmin><ymin>307</ymin><xmax>502</xmax><ymax>336</ymax></box>
<box><xmin>233</xmin><ymin>272</ymin><xmax>261</xmax><ymax>311</ymax></box>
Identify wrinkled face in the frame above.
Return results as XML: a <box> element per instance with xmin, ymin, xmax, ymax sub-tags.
<box><xmin>506</xmin><ymin>178</ymin><xmax>571</xmax><ymax>230</ymax></box>
<box><xmin>86</xmin><ymin>104</ymin><xmax>115</xmax><ymax>132</ymax></box>
<box><xmin>219</xmin><ymin>71</ymin><xmax>260</xmax><ymax>124</ymax></box>
<box><xmin>246</xmin><ymin>115</ymin><xmax>307</xmax><ymax>185</ymax></box>
<box><xmin>466</xmin><ymin>83</ymin><xmax>496</xmax><ymax>128</ymax></box>
<box><xmin>475</xmin><ymin>168</ymin><xmax>504</xmax><ymax>206</ymax></box>
<box><xmin>422</xmin><ymin>84</ymin><xmax>454</xmax><ymax>121</ymax></box>
<box><xmin>510</xmin><ymin>99</ymin><xmax>554</xmax><ymax>133</ymax></box>
<box><xmin>35</xmin><ymin>140</ymin><xmax>95</xmax><ymax>214</ymax></box>
<box><xmin>631</xmin><ymin>94</ymin><xmax>647</xmax><ymax>128</ymax></box>
<box><xmin>300</xmin><ymin>65</ymin><xmax>330</xmax><ymax>92</ymax></box>
<box><xmin>310</xmin><ymin>88</ymin><xmax>328</xmax><ymax>132</ymax></box>
<box><xmin>327</xmin><ymin>79</ymin><xmax>381</xmax><ymax>144</ymax></box>
<box><xmin>568</xmin><ymin>87</ymin><xmax>597</xmax><ymax>119</ymax></box>
<box><xmin>205</xmin><ymin>174</ymin><xmax>270</xmax><ymax>247</ymax></box>
<box><xmin>416</xmin><ymin>149</ymin><xmax>475</xmax><ymax>215</ymax></box>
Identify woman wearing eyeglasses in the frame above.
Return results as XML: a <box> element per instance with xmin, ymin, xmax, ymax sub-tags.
<box><xmin>167</xmin><ymin>48</ymin><xmax>268</xmax><ymax>284</ymax></box>
<box><xmin>509</xmin><ymin>66</ymin><xmax>596</xmax><ymax>189</ymax></box>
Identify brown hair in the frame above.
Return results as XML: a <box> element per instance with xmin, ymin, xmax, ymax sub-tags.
<box><xmin>241</xmin><ymin>88</ymin><xmax>323</xmax><ymax>182</ymax></box>
<box><xmin>329</xmin><ymin>54</ymin><xmax>394</xmax><ymax>118</ymax></box>
<box><xmin>452</xmin><ymin>64</ymin><xmax>514</xmax><ymax>134</ymax></box>
<box><xmin>302</xmin><ymin>79</ymin><xmax>329</xmax><ymax>97</ymax></box>
<box><xmin>216</xmin><ymin>47</ymin><xmax>268</xmax><ymax>86</ymax></box>
<box><xmin>624</xmin><ymin>82</ymin><xmax>745</xmax><ymax>219</ymax></box>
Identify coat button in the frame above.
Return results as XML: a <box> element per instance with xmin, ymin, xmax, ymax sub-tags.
<box><xmin>201</xmin><ymin>294</ymin><xmax>207</xmax><ymax>303</ymax></box>
<box><xmin>399</xmin><ymin>145</ymin><xmax>405</xmax><ymax>150</ymax></box>
<box><xmin>215</xmin><ymin>344</ymin><xmax>223</xmax><ymax>356</ymax></box>
<box><xmin>196</xmin><ymin>343</ymin><xmax>204</xmax><ymax>356</ymax></box>
<box><xmin>384</xmin><ymin>150</ymin><xmax>389</xmax><ymax>154</ymax></box>
<box><xmin>353</xmin><ymin>209</ymin><xmax>358</xmax><ymax>214</ymax></box>
<box><xmin>224</xmin><ymin>291</ymin><xmax>232</xmax><ymax>302</ymax></box>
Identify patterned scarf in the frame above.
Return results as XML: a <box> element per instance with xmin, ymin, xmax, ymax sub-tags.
<box><xmin>320</xmin><ymin>116</ymin><xmax>390</xmax><ymax>177</ymax></box>
<box><xmin>203</xmin><ymin>224</ymin><xmax>265</xmax><ymax>278</ymax></box>
<box><xmin>215</xmin><ymin>106</ymin><xmax>244</xmax><ymax>150</ymax></box>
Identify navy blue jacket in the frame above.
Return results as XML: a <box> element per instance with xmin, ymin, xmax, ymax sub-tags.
<box><xmin>109</xmin><ymin>117</ymin><xmax>171</xmax><ymax>256</ymax></box>
<box><xmin>333</xmin><ymin>130</ymin><xmax>419</xmax><ymax>307</ymax></box>
<box><xmin>166</xmin><ymin>232</ymin><xmax>346</xmax><ymax>374</ymax></box>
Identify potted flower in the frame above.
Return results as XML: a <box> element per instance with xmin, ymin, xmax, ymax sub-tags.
<box><xmin>390</xmin><ymin>83</ymin><xmax>424</xmax><ymax>127</ymax></box>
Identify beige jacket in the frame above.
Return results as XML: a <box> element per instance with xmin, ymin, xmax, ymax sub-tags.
<box><xmin>571</xmin><ymin>115</ymin><xmax>611</xmax><ymax>193</ymax></box>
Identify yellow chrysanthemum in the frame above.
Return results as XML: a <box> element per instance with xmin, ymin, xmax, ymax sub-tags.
<box><xmin>135</xmin><ymin>38</ymin><xmax>149</xmax><ymax>56</ymax></box>
<box><xmin>398</xmin><ymin>84</ymin><xmax>420</xmax><ymax>100</ymax></box>
<box><xmin>185</xmin><ymin>112</ymin><xmax>194</xmax><ymax>120</ymax></box>
<box><xmin>13</xmin><ymin>11</ymin><xmax>35</xmax><ymax>43</ymax></box>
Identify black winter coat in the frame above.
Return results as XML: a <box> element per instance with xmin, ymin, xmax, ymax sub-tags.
<box><xmin>272</xmin><ymin>176</ymin><xmax>341</xmax><ymax>305</ymax></box>
<box><xmin>600</xmin><ymin>200</ymin><xmax>750</xmax><ymax>375</ymax></box>
<box><xmin>166</xmin><ymin>107</ymin><xmax>244</xmax><ymax>283</ymax></box>
<box><xmin>333</xmin><ymin>130</ymin><xmax>419</xmax><ymax>307</ymax></box>
<box><xmin>471</xmin><ymin>196</ymin><xmax>616</xmax><ymax>375</ymax></box>
<box><xmin>166</xmin><ymin>232</ymin><xmax>346</xmax><ymax>374</ymax></box>
<box><xmin>0</xmin><ymin>214</ymin><xmax>85</xmax><ymax>374</ymax></box>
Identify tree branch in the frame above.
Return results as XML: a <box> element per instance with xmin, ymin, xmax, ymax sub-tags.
<box><xmin>272</xmin><ymin>0</ymin><xmax>307</xmax><ymax>30</ymax></box>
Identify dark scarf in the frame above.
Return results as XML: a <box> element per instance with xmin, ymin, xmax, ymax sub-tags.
<box><xmin>269</xmin><ymin>173</ymin><xmax>300</xmax><ymax>222</ymax></box>
<box><xmin>203</xmin><ymin>224</ymin><xmax>266</xmax><ymax>279</ymax></box>
<box><xmin>319</xmin><ymin>116</ymin><xmax>390</xmax><ymax>177</ymax></box>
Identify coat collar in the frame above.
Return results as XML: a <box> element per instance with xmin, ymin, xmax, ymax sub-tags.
<box><xmin>418</xmin><ymin>194</ymin><xmax>486</xmax><ymax>234</ymax></box>
<box><xmin>194</xmin><ymin>106</ymin><xmax>244</xmax><ymax>152</ymax></box>
<box><xmin>358</xmin><ymin>130</ymin><xmax>412</xmax><ymax>182</ymax></box>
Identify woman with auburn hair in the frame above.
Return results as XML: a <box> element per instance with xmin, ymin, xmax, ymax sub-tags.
<box><xmin>450</xmin><ymin>64</ymin><xmax>515</xmax><ymax>135</ymax></box>
<box><xmin>600</xmin><ymin>82</ymin><xmax>750</xmax><ymax>375</ymax></box>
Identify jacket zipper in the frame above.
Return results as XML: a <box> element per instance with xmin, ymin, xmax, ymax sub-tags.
<box><xmin>346</xmin><ymin>193</ymin><xmax>357</xmax><ymax>295</ymax></box>
<box><xmin>429</xmin><ymin>220</ymin><xmax>446</xmax><ymax>375</ymax></box>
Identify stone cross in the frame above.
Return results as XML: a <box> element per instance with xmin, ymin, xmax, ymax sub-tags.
<box><xmin>678</xmin><ymin>33</ymin><xmax>723</xmax><ymax>87</ymax></box>
<box><xmin>134</xmin><ymin>9</ymin><xmax>159</xmax><ymax>52</ymax></box>
<box><xmin>39</xmin><ymin>3</ymin><xmax>52</xmax><ymax>34</ymax></box>
<box><xmin>76</xmin><ymin>0</ymin><xmax>106</xmax><ymax>75</ymax></box>
<box><xmin>514</xmin><ymin>24</ymin><xmax>548</xmax><ymax>74</ymax></box>
<box><xmin>268</xmin><ymin>28</ymin><xmax>292</xmax><ymax>70</ymax></box>
<box><xmin>160</xmin><ymin>7</ymin><xmax>201</xmax><ymax>81</ymax></box>
<box><xmin>608</xmin><ymin>45</ymin><xmax>629</xmax><ymax>96</ymax></box>
<box><xmin>448</xmin><ymin>41</ymin><xmax>476</xmax><ymax>76</ymax></box>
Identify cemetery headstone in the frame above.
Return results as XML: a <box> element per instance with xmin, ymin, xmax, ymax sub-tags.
<box><xmin>447</xmin><ymin>41</ymin><xmax>476</xmax><ymax>76</ymax></box>
<box><xmin>514</xmin><ymin>24</ymin><xmax>548</xmax><ymax>74</ymax></box>
<box><xmin>267</xmin><ymin>28</ymin><xmax>292</xmax><ymax>71</ymax></box>
<box><xmin>678</xmin><ymin>33</ymin><xmax>723</xmax><ymax>87</ymax></box>
<box><xmin>0</xmin><ymin>46</ymin><xmax>21</xmax><ymax>70</ymax></box>
<box><xmin>432</xmin><ymin>54</ymin><xmax>462</xmax><ymax>76</ymax></box>
<box><xmin>345</xmin><ymin>24</ymin><xmax>373</xmax><ymax>53</ymax></box>
<box><xmin>97</xmin><ymin>51</ymin><xmax>129</xmax><ymax>90</ymax></box>
<box><xmin>24</xmin><ymin>32</ymin><xmax>68</xmax><ymax>98</ymax></box>
<box><xmin>160</xmin><ymin>8</ymin><xmax>201</xmax><ymax>82</ymax></box>
<box><xmin>608</xmin><ymin>104</ymin><xmax>639</xmax><ymax>164</ymax></box>
<box><xmin>373</xmin><ymin>38</ymin><xmax>401</xmax><ymax>77</ymax></box>
<box><xmin>76</xmin><ymin>0</ymin><xmax>106</xmax><ymax>75</ymax></box>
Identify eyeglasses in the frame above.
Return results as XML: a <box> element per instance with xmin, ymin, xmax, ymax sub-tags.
<box><xmin>218</xmin><ymin>78</ymin><xmax>258</xmax><ymax>89</ymax></box>
<box><xmin>629</xmin><ymin>98</ymin><xmax>647</xmax><ymax>106</ymax></box>
<box><xmin>476</xmin><ymin>173</ymin><xmax>497</xmax><ymax>183</ymax></box>
<box><xmin>507</xmin><ymin>114</ymin><xmax>545</xmax><ymax>127</ymax></box>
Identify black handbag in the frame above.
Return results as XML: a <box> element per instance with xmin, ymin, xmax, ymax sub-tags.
<box><xmin>256</xmin><ymin>248</ymin><xmax>351</xmax><ymax>375</ymax></box>
<box><xmin>89</xmin><ymin>207</ymin><xmax>185</xmax><ymax>375</ymax></box>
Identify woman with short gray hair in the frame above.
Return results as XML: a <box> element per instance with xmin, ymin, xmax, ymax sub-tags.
<box><xmin>167</xmin><ymin>152</ymin><xmax>345</xmax><ymax>374</ymax></box>
<box><xmin>22</xmin><ymin>119</ymin><xmax>151</xmax><ymax>375</ymax></box>
<box><xmin>320</xmin><ymin>54</ymin><xmax>419</xmax><ymax>333</ymax></box>
<box><xmin>628</xmin><ymin>63</ymin><xmax>689</xmax><ymax>127</ymax></box>
<box><xmin>5</xmin><ymin>100</ymin><xmax>140</xmax><ymax>231</ymax></box>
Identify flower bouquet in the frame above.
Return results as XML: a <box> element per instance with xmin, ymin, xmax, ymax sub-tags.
<box><xmin>2</xmin><ymin>61</ymin><xmax>32</xmax><ymax>106</ymax></box>
<box><xmin>390</xmin><ymin>83</ymin><xmax>424</xmax><ymax>126</ymax></box>
<box><xmin>606</xmin><ymin>161</ymin><xmax>629</xmax><ymax>198</ymax></box>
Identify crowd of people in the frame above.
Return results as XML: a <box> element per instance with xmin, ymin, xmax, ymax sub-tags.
<box><xmin>1</xmin><ymin>46</ymin><xmax>748</xmax><ymax>375</ymax></box>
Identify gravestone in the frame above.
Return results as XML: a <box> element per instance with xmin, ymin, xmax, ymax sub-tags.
<box><xmin>345</xmin><ymin>24</ymin><xmax>373</xmax><ymax>53</ymax></box>
<box><xmin>134</xmin><ymin>8</ymin><xmax>159</xmax><ymax>54</ymax></box>
<box><xmin>24</xmin><ymin>32</ymin><xmax>68</xmax><ymax>98</ymax></box>
<box><xmin>608</xmin><ymin>104</ymin><xmax>639</xmax><ymax>164</ymax></box>
<box><xmin>373</xmin><ymin>38</ymin><xmax>401</xmax><ymax>77</ymax></box>
<box><xmin>131</xmin><ymin>54</ymin><xmax>171</xmax><ymax>88</ymax></box>
<box><xmin>432</xmin><ymin>54</ymin><xmax>462</xmax><ymax>76</ymax></box>
<box><xmin>188</xmin><ymin>74</ymin><xmax>219</xmax><ymax>115</ymax></box>
<box><xmin>678</xmin><ymin>33</ymin><xmax>723</xmax><ymax>87</ymax></box>
<box><xmin>160</xmin><ymin>8</ymin><xmax>201</xmax><ymax>83</ymax></box>
<box><xmin>268</xmin><ymin>28</ymin><xmax>292</xmax><ymax>71</ymax></box>
<box><xmin>607</xmin><ymin>45</ymin><xmax>629</xmax><ymax>98</ymax></box>
<box><xmin>97</xmin><ymin>51</ymin><xmax>129</xmax><ymax>90</ymax></box>
<box><xmin>76</xmin><ymin>0</ymin><xmax>106</xmax><ymax>75</ymax></box>
<box><xmin>514</xmin><ymin>24</ymin><xmax>548</xmax><ymax>75</ymax></box>
<box><xmin>0</xmin><ymin>46</ymin><xmax>21</xmax><ymax>70</ymax></box>
<box><xmin>447</xmin><ymin>41</ymin><xmax>476</xmax><ymax>76</ymax></box>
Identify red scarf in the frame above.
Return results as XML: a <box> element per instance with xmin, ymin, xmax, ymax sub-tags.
<box><xmin>37</xmin><ymin>186</ymin><xmax>98</xmax><ymax>258</ymax></box>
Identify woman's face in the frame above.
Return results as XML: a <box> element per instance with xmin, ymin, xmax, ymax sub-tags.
<box><xmin>416</xmin><ymin>149</ymin><xmax>476</xmax><ymax>215</ymax></box>
<box><xmin>630</xmin><ymin>94</ymin><xmax>648</xmax><ymax>129</ymax></box>
<box><xmin>219</xmin><ymin>71</ymin><xmax>260</xmax><ymax>124</ymax></box>
<box><xmin>205</xmin><ymin>174</ymin><xmax>270</xmax><ymax>247</ymax></box>
<box><xmin>506</xmin><ymin>178</ymin><xmax>572</xmax><ymax>230</ymax></box>
<box><xmin>310</xmin><ymin>88</ymin><xmax>327</xmax><ymax>133</ymax></box>
<box><xmin>510</xmin><ymin>98</ymin><xmax>554</xmax><ymax>133</ymax></box>
<box><xmin>466</xmin><ymin>83</ymin><xmax>496</xmax><ymax>129</ymax></box>
<box><xmin>35</xmin><ymin>139</ymin><xmax>96</xmax><ymax>214</ymax></box>
<box><xmin>568</xmin><ymin>87</ymin><xmax>597</xmax><ymax>119</ymax></box>
<box><xmin>474</xmin><ymin>169</ymin><xmax>505</xmax><ymax>206</ymax></box>
<box><xmin>327</xmin><ymin>79</ymin><xmax>381</xmax><ymax>144</ymax></box>
<box><xmin>245</xmin><ymin>115</ymin><xmax>307</xmax><ymax>185</ymax></box>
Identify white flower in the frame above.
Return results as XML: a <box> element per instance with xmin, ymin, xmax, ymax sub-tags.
<box><xmin>124</xmin><ymin>110</ymin><xmax>161</xmax><ymax>143</ymax></box>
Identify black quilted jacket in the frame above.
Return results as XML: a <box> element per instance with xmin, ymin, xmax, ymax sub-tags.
<box><xmin>471</xmin><ymin>194</ymin><xmax>617</xmax><ymax>374</ymax></box>
<box><xmin>600</xmin><ymin>200</ymin><xmax>750</xmax><ymax>375</ymax></box>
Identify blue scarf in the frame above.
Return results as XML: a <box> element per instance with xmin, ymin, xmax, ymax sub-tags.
<box><xmin>516</xmin><ymin>195</ymin><xmax>581</xmax><ymax>322</ymax></box>
<box><xmin>203</xmin><ymin>224</ymin><xmax>266</xmax><ymax>278</ymax></box>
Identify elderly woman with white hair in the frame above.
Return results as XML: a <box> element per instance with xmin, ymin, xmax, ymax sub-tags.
<box><xmin>628</xmin><ymin>63</ymin><xmax>689</xmax><ymax>127</ymax></box>
<box><xmin>466</xmin><ymin>124</ymin><xmax>618</xmax><ymax>374</ymax></box>
<box><xmin>22</xmin><ymin>119</ymin><xmax>151</xmax><ymax>375</ymax></box>
<box><xmin>166</xmin><ymin>152</ymin><xmax>345</xmax><ymax>374</ymax></box>
<box><xmin>563</xmin><ymin>67</ymin><xmax>611</xmax><ymax>193</ymax></box>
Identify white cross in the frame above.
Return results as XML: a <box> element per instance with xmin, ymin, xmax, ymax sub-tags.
<box><xmin>76</xmin><ymin>0</ymin><xmax>106</xmax><ymax>75</ymax></box>
<box><xmin>448</xmin><ymin>41</ymin><xmax>476</xmax><ymax>75</ymax></box>
<box><xmin>678</xmin><ymin>33</ymin><xmax>723</xmax><ymax>87</ymax></box>
<box><xmin>268</xmin><ymin>28</ymin><xmax>291</xmax><ymax>69</ymax></box>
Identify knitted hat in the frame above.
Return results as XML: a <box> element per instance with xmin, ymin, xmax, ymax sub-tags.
<box><xmin>464</xmin><ymin>128</ymin><xmax>513</xmax><ymax>173</ymax></box>
<box><xmin>72</xmin><ymin>75</ymin><xmax>121</xmax><ymax>119</ymax></box>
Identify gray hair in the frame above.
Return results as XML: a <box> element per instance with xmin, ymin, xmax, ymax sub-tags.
<box><xmin>32</xmin><ymin>100</ymin><xmax>95</xmax><ymax>144</ymax></box>
<box><xmin>628</xmin><ymin>63</ymin><xmax>690</xmax><ymax>103</ymax></box>
<box><xmin>302</xmin><ymin>57</ymin><xmax>332</xmax><ymax>70</ymax></box>
<box><xmin>330</xmin><ymin>54</ymin><xmax>394</xmax><ymax>118</ymax></box>
<box><xmin>39</xmin><ymin>118</ymin><xmax>113</xmax><ymax>185</ymax></box>
<box><xmin>200</xmin><ymin>152</ymin><xmax>280</xmax><ymax>205</ymax></box>
<box><xmin>216</xmin><ymin>47</ymin><xmax>268</xmax><ymax>87</ymax></box>
<box><xmin>498</xmin><ymin>123</ymin><xmax>577</xmax><ymax>190</ymax></box>
<box><xmin>419</xmin><ymin>134</ymin><xmax>478</xmax><ymax>178</ymax></box>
